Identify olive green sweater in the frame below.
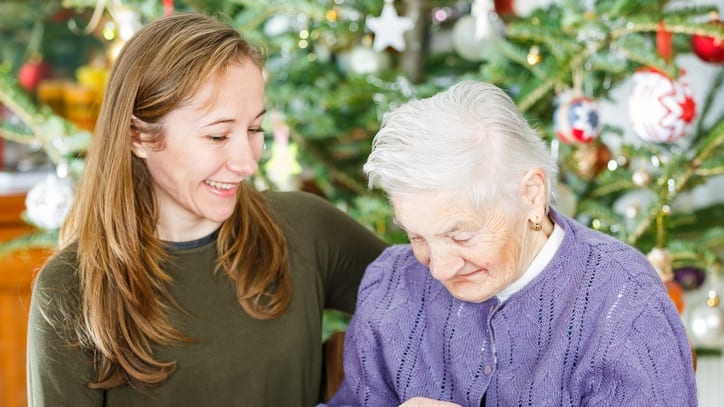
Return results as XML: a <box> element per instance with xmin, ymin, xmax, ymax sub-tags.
<box><xmin>27</xmin><ymin>191</ymin><xmax>387</xmax><ymax>407</ymax></box>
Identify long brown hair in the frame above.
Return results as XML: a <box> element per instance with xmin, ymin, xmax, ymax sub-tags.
<box><xmin>58</xmin><ymin>12</ymin><xmax>290</xmax><ymax>390</ymax></box>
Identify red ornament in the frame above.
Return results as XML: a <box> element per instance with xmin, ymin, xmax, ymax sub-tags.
<box><xmin>163</xmin><ymin>0</ymin><xmax>174</xmax><ymax>16</ymax></box>
<box><xmin>18</xmin><ymin>56</ymin><xmax>53</xmax><ymax>92</ymax></box>
<box><xmin>656</xmin><ymin>21</ymin><xmax>673</xmax><ymax>63</ymax></box>
<box><xmin>665</xmin><ymin>280</ymin><xmax>686</xmax><ymax>314</ymax></box>
<box><xmin>629</xmin><ymin>68</ymin><xmax>696</xmax><ymax>143</ymax></box>
<box><xmin>691</xmin><ymin>20</ymin><xmax>724</xmax><ymax>64</ymax></box>
<box><xmin>554</xmin><ymin>96</ymin><xmax>601</xmax><ymax>144</ymax></box>
<box><xmin>493</xmin><ymin>0</ymin><xmax>551</xmax><ymax>19</ymax></box>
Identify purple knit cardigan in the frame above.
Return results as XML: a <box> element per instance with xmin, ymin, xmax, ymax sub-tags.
<box><xmin>323</xmin><ymin>210</ymin><xmax>697</xmax><ymax>407</ymax></box>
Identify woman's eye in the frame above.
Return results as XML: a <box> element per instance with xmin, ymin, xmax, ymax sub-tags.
<box><xmin>408</xmin><ymin>235</ymin><xmax>424</xmax><ymax>243</ymax></box>
<box><xmin>249</xmin><ymin>127</ymin><xmax>266</xmax><ymax>135</ymax></box>
<box><xmin>208</xmin><ymin>135</ymin><xmax>228</xmax><ymax>142</ymax></box>
<box><xmin>452</xmin><ymin>235</ymin><xmax>473</xmax><ymax>244</ymax></box>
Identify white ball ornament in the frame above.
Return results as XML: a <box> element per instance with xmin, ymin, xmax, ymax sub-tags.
<box><xmin>339</xmin><ymin>46</ymin><xmax>390</xmax><ymax>75</ymax></box>
<box><xmin>25</xmin><ymin>173</ymin><xmax>74</xmax><ymax>230</ymax></box>
<box><xmin>452</xmin><ymin>15</ymin><xmax>498</xmax><ymax>61</ymax></box>
<box><xmin>689</xmin><ymin>298</ymin><xmax>724</xmax><ymax>347</ymax></box>
<box><xmin>628</xmin><ymin>68</ymin><xmax>696</xmax><ymax>143</ymax></box>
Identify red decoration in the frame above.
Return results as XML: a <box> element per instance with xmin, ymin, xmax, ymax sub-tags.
<box><xmin>554</xmin><ymin>96</ymin><xmax>601</xmax><ymax>144</ymax></box>
<box><xmin>163</xmin><ymin>0</ymin><xmax>174</xmax><ymax>16</ymax></box>
<box><xmin>665</xmin><ymin>280</ymin><xmax>686</xmax><ymax>314</ymax></box>
<box><xmin>628</xmin><ymin>68</ymin><xmax>696</xmax><ymax>143</ymax></box>
<box><xmin>691</xmin><ymin>20</ymin><xmax>724</xmax><ymax>64</ymax></box>
<box><xmin>494</xmin><ymin>0</ymin><xmax>514</xmax><ymax>17</ymax></box>
<box><xmin>18</xmin><ymin>56</ymin><xmax>52</xmax><ymax>92</ymax></box>
<box><xmin>656</xmin><ymin>21</ymin><xmax>673</xmax><ymax>63</ymax></box>
<box><xmin>493</xmin><ymin>0</ymin><xmax>551</xmax><ymax>19</ymax></box>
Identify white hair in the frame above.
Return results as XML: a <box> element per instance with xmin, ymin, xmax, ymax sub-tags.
<box><xmin>364</xmin><ymin>80</ymin><xmax>558</xmax><ymax>212</ymax></box>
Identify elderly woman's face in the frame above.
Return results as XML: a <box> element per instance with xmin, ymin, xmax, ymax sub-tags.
<box><xmin>392</xmin><ymin>189</ymin><xmax>527</xmax><ymax>303</ymax></box>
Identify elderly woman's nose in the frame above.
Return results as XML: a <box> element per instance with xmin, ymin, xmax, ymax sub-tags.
<box><xmin>428</xmin><ymin>247</ymin><xmax>463</xmax><ymax>281</ymax></box>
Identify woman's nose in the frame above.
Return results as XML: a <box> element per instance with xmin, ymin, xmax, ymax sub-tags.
<box><xmin>428</xmin><ymin>246</ymin><xmax>464</xmax><ymax>281</ymax></box>
<box><xmin>226</xmin><ymin>137</ymin><xmax>259</xmax><ymax>176</ymax></box>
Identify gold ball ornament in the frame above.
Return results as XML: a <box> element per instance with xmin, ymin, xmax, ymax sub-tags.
<box><xmin>572</xmin><ymin>142</ymin><xmax>611</xmax><ymax>181</ymax></box>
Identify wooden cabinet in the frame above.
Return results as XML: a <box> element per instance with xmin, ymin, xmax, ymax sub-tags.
<box><xmin>0</xmin><ymin>193</ymin><xmax>52</xmax><ymax>407</ymax></box>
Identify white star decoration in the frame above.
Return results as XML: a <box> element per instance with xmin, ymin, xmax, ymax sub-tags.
<box><xmin>366</xmin><ymin>1</ymin><xmax>414</xmax><ymax>52</ymax></box>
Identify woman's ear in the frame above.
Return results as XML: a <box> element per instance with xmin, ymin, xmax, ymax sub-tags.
<box><xmin>130</xmin><ymin>116</ymin><xmax>148</xmax><ymax>158</ymax></box>
<box><xmin>521</xmin><ymin>168</ymin><xmax>547</xmax><ymax>217</ymax></box>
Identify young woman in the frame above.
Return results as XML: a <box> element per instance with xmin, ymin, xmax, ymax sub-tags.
<box><xmin>27</xmin><ymin>13</ymin><xmax>387</xmax><ymax>406</ymax></box>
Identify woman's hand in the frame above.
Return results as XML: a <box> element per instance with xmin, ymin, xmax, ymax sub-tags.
<box><xmin>399</xmin><ymin>397</ymin><xmax>462</xmax><ymax>407</ymax></box>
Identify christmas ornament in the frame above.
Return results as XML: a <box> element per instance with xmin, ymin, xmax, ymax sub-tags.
<box><xmin>554</xmin><ymin>96</ymin><xmax>601</xmax><ymax>144</ymax></box>
<box><xmin>493</xmin><ymin>0</ymin><xmax>551</xmax><ymax>18</ymax></box>
<box><xmin>690</xmin><ymin>291</ymin><xmax>724</xmax><ymax>347</ymax></box>
<box><xmin>631</xmin><ymin>168</ymin><xmax>652</xmax><ymax>187</ymax></box>
<box><xmin>674</xmin><ymin>266</ymin><xmax>706</xmax><ymax>291</ymax></box>
<box><xmin>365</xmin><ymin>0</ymin><xmax>413</xmax><ymax>52</ymax></box>
<box><xmin>341</xmin><ymin>45</ymin><xmax>390</xmax><ymax>75</ymax></box>
<box><xmin>571</xmin><ymin>142</ymin><xmax>611</xmax><ymax>181</ymax></box>
<box><xmin>628</xmin><ymin>68</ymin><xmax>696</xmax><ymax>143</ymax></box>
<box><xmin>647</xmin><ymin>248</ymin><xmax>685</xmax><ymax>313</ymax></box>
<box><xmin>25</xmin><ymin>173</ymin><xmax>74</xmax><ymax>230</ymax></box>
<box><xmin>471</xmin><ymin>0</ymin><xmax>496</xmax><ymax>39</ymax></box>
<box><xmin>691</xmin><ymin>20</ymin><xmax>724</xmax><ymax>64</ymax></box>
<box><xmin>163</xmin><ymin>0</ymin><xmax>174</xmax><ymax>16</ymax></box>
<box><xmin>452</xmin><ymin>14</ymin><xmax>499</xmax><ymax>61</ymax></box>
<box><xmin>18</xmin><ymin>55</ymin><xmax>53</xmax><ymax>92</ymax></box>
<box><xmin>656</xmin><ymin>21</ymin><xmax>673</xmax><ymax>63</ymax></box>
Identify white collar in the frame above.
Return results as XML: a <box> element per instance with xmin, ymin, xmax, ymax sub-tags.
<box><xmin>496</xmin><ymin>221</ymin><xmax>564</xmax><ymax>302</ymax></box>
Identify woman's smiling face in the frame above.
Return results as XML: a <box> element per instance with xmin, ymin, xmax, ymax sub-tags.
<box><xmin>135</xmin><ymin>59</ymin><xmax>266</xmax><ymax>241</ymax></box>
<box><xmin>392</xmin><ymin>189</ymin><xmax>528</xmax><ymax>303</ymax></box>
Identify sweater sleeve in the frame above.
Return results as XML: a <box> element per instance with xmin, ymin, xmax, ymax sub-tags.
<box><xmin>321</xmin><ymin>247</ymin><xmax>404</xmax><ymax>407</ymax></box>
<box><xmin>26</xmin><ymin>251</ymin><xmax>105</xmax><ymax>406</ymax></box>
<box><xmin>584</xmin><ymin>289</ymin><xmax>697</xmax><ymax>406</ymax></box>
<box><xmin>269</xmin><ymin>191</ymin><xmax>388</xmax><ymax>314</ymax></box>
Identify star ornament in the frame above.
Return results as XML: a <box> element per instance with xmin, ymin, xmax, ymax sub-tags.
<box><xmin>366</xmin><ymin>2</ymin><xmax>414</xmax><ymax>52</ymax></box>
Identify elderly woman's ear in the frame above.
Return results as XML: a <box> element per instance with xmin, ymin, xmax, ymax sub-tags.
<box><xmin>521</xmin><ymin>168</ymin><xmax>548</xmax><ymax>221</ymax></box>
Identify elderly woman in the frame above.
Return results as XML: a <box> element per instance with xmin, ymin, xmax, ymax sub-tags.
<box><xmin>325</xmin><ymin>80</ymin><xmax>696</xmax><ymax>406</ymax></box>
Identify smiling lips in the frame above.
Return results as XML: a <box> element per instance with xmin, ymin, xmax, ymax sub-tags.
<box><xmin>205</xmin><ymin>180</ymin><xmax>238</xmax><ymax>190</ymax></box>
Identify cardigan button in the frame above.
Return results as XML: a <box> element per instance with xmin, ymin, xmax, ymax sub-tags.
<box><xmin>484</xmin><ymin>365</ymin><xmax>493</xmax><ymax>375</ymax></box>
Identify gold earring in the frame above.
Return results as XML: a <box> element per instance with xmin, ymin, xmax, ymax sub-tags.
<box><xmin>530</xmin><ymin>218</ymin><xmax>542</xmax><ymax>231</ymax></box>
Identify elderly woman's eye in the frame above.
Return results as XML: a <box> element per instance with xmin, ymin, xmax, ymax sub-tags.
<box><xmin>452</xmin><ymin>234</ymin><xmax>473</xmax><ymax>244</ymax></box>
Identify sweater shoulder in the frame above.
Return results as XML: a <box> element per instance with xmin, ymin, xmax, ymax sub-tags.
<box><xmin>356</xmin><ymin>245</ymin><xmax>431</xmax><ymax>309</ymax></box>
<box><xmin>555</xmin><ymin>213</ymin><xmax>659</xmax><ymax>288</ymax></box>
<box><xmin>33</xmin><ymin>244</ymin><xmax>80</xmax><ymax>293</ymax></box>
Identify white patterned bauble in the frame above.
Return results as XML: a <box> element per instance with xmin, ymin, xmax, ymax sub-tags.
<box><xmin>554</xmin><ymin>96</ymin><xmax>601</xmax><ymax>144</ymax></box>
<box><xmin>689</xmin><ymin>302</ymin><xmax>724</xmax><ymax>347</ymax></box>
<box><xmin>25</xmin><ymin>174</ymin><xmax>74</xmax><ymax>230</ymax></box>
<box><xmin>628</xmin><ymin>68</ymin><xmax>696</xmax><ymax>143</ymax></box>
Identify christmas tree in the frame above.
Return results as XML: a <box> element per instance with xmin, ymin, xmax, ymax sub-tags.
<box><xmin>1</xmin><ymin>0</ymin><xmax>723</xmax><ymax>345</ymax></box>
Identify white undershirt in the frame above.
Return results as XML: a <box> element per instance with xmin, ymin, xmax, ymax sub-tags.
<box><xmin>496</xmin><ymin>222</ymin><xmax>564</xmax><ymax>303</ymax></box>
